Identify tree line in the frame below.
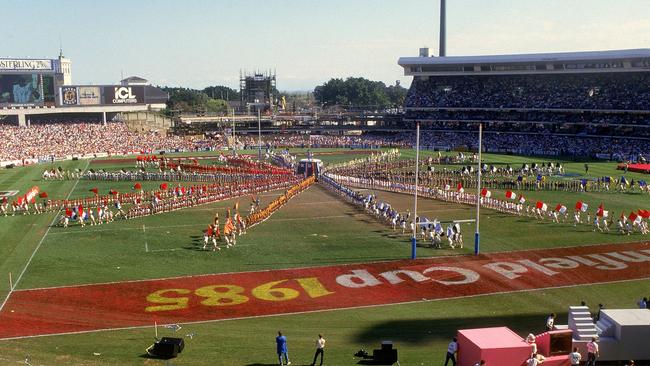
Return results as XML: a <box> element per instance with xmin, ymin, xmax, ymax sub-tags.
<box><xmin>314</xmin><ymin>77</ymin><xmax>407</xmax><ymax>109</ymax></box>
<box><xmin>161</xmin><ymin>86</ymin><xmax>240</xmax><ymax>115</ymax></box>
<box><xmin>160</xmin><ymin>77</ymin><xmax>407</xmax><ymax>115</ymax></box>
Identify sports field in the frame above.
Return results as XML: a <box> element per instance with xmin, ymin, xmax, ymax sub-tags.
<box><xmin>0</xmin><ymin>148</ymin><xmax>649</xmax><ymax>365</ymax></box>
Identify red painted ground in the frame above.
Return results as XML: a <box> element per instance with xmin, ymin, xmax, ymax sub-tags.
<box><xmin>619</xmin><ymin>163</ymin><xmax>650</xmax><ymax>174</ymax></box>
<box><xmin>1</xmin><ymin>242</ymin><xmax>649</xmax><ymax>339</ymax></box>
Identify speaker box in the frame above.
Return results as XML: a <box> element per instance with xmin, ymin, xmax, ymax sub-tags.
<box><xmin>6</xmin><ymin>164</ymin><xmax>14</xmax><ymax>169</ymax></box>
<box><xmin>72</xmin><ymin>157</ymin><xmax>79</xmax><ymax>161</ymax></box>
<box><xmin>372</xmin><ymin>348</ymin><xmax>398</xmax><ymax>365</ymax></box>
<box><xmin>148</xmin><ymin>337</ymin><xmax>185</xmax><ymax>359</ymax></box>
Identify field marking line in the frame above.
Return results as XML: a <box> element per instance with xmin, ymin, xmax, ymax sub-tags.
<box><xmin>10</xmin><ymin>240</ymin><xmax>648</xmax><ymax>293</ymax></box>
<box><xmin>0</xmin><ymin>159</ymin><xmax>90</xmax><ymax>312</ymax></box>
<box><xmin>143</xmin><ymin>224</ymin><xmax>148</xmax><ymax>253</ymax></box>
<box><xmin>1</xmin><ymin>276</ymin><xmax>648</xmax><ymax>342</ymax></box>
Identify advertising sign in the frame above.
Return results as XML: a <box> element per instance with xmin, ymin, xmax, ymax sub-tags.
<box><xmin>103</xmin><ymin>86</ymin><xmax>144</xmax><ymax>105</ymax></box>
<box><xmin>0</xmin><ymin>59</ymin><xmax>53</xmax><ymax>71</ymax></box>
<box><xmin>0</xmin><ymin>74</ymin><xmax>54</xmax><ymax>107</ymax></box>
<box><xmin>60</xmin><ymin>86</ymin><xmax>78</xmax><ymax>105</ymax></box>
<box><xmin>78</xmin><ymin>86</ymin><xmax>101</xmax><ymax>105</ymax></box>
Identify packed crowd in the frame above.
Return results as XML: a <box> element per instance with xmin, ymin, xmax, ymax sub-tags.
<box><xmin>232</xmin><ymin>134</ymin><xmax>401</xmax><ymax>149</ymax></box>
<box><xmin>405</xmin><ymin>72</ymin><xmax>650</xmax><ymax>110</ymax></box>
<box><xmin>214</xmin><ymin>131</ymin><xmax>650</xmax><ymax>160</ymax></box>
<box><xmin>407</xmin><ymin>109</ymin><xmax>650</xmax><ymax>126</ymax></box>
<box><xmin>3</xmin><ymin>119</ymin><xmax>650</xmax><ymax>163</ymax></box>
<box><xmin>0</xmin><ymin>122</ymin><xmax>215</xmax><ymax>162</ymax></box>
<box><xmin>386</xmin><ymin>130</ymin><xmax>650</xmax><ymax>159</ymax></box>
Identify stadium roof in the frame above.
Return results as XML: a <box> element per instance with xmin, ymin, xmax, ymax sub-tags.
<box><xmin>398</xmin><ymin>48</ymin><xmax>650</xmax><ymax>66</ymax></box>
<box><xmin>121</xmin><ymin>76</ymin><xmax>148</xmax><ymax>83</ymax></box>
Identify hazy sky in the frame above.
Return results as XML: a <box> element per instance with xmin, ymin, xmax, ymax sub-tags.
<box><xmin>3</xmin><ymin>0</ymin><xmax>649</xmax><ymax>91</ymax></box>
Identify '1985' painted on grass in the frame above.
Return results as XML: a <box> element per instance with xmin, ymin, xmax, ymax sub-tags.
<box><xmin>146</xmin><ymin>277</ymin><xmax>334</xmax><ymax>312</ymax></box>
<box><xmin>0</xmin><ymin>242</ymin><xmax>649</xmax><ymax>339</ymax></box>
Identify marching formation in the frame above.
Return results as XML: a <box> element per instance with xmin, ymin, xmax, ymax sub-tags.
<box><xmin>325</xmin><ymin>153</ymin><xmax>650</xmax><ymax>240</ymax></box>
<box><xmin>321</xmin><ymin>175</ymin><xmax>464</xmax><ymax>249</ymax></box>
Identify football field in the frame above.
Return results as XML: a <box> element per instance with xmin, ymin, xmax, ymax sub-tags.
<box><xmin>0</xmin><ymin>149</ymin><xmax>648</xmax><ymax>365</ymax></box>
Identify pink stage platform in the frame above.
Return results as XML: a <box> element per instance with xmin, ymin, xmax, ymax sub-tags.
<box><xmin>457</xmin><ymin>327</ymin><xmax>531</xmax><ymax>366</ymax></box>
<box><xmin>618</xmin><ymin>163</ymin><xmax>650</xmax><ymax>174</ymax></box>
<box><xmin>457</xmin><ymin>327</ymin><xmax>573</xmax><ymax>366</ymax></box>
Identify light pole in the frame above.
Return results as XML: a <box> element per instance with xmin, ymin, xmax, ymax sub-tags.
<box><xmin>257</xmin><ymin>108</ymin><xmax>262</xmax><ymax>160</ymax></box>
<box><xmin>475</xmin><ymin>123</ymin><xmax>482</xmax><ymax>255</ymax></box>
<box><xmin>411</xmin><ymin>122</ymin><xmax>420</xmax><ymax>259</ymax></box>
<box><xmin>231</xmin><ymin>108</ymin><xmax>236</xmax><ymax>157</ymax></box>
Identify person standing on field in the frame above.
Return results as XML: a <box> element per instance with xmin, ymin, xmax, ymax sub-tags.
<box><xmin>444</xmin><ymin>337</ymin><xmax>458</xmax><ymax>366</ymax></box>
<box><xmin>586</xmin><ymin>337</ymin><xmax>599</xmax><ymax>366</ymax></box>
<box><xmin>276</xmin><ymin>331</ymin><xmax>291</xmax><ymax>366</ymax></box>
<box><xmin>311</xmin><ymin>334</ymin><xmax>325</xmax><ymax>366</ymax></box>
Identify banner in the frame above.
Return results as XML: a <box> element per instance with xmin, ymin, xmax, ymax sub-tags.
<box><xmin>103</xmin><ymin>86</ymin><xmax>144</xmax><ymax>105</ymax></box>
<box><xmin>78</xmin><ymin>86</ymin><xmax>101</xmax><ymax>105</ymax></box>
<box><xmin>0</xmin><ymin>59</ymin><xmax>53</xmax><ymax>71</ymax></box>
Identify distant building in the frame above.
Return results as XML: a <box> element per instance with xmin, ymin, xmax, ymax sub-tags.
<box><xmin>240</xmin><ymin>71</ymin><xmax>276</xmax><ymax>112</ymax></box>
<box><xmin>121</xmin><ymin>76</ymin><xmax>148</xmax><ymax>86</ymax></box>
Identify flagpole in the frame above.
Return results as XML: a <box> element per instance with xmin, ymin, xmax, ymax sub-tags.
<box><xmin>411</xmin><ymin>122</ymin><xmax>420</xmax><ymax>260</ymax></box>
<box><xmin>475</xmin><ymin>123</ymin><xmax>483</xmax><ymax>255</ymax></box>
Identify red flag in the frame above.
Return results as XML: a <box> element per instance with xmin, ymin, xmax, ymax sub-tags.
<box><xmin>457</xmin><ymin>183</ymin><xmax>464</xmax><ymax>193</ymax></box>
<box><xmin>160</xmin><ymin>183</ymin><xmax>168</xmax><ymax>190</ymax></box>
<box><xmin>480</xmin><ymin>188</ymin><xmax>491</xmax><ymax>198</ymax></box>
<box><xmin>505</xmin><ymin>190</ymin><xmax>516</xmax><ymax>200</ymax></box>
<box><xmin>133</xmin><ymin>183</ymin><xmax>142</xmax><ymax>190</ymax></box>
<box><xmin>90</xmin><ymin>187</ymin><xmax>99</xmax><ymax>194</ymax></box>
<box><xmin>629</xmin><ymin>212</ymin><xmax>639</xmax><ymax>222</ymax></box>
<box><xmin>536</xmin><ymin>201</ymin><xmax>547</xmax><ymax>211</ymax></box>
<box><xmin>38</xmin><ymin>192</ymin><xmax>48</xmax><ymax>198</ymax></box>
<box><xmin>576</xmin><ymin>201</ymin><xmax>588</xmax><ymax>212</ymax></box>
<box><xmin>638</xmin><ymin>209</ymin><xmax>650</xmax><ymax>219</ymax></box>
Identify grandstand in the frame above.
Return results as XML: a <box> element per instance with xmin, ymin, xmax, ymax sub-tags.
<box><xmin>398</xmin><ymin>49</ymin><xmax>650</xmax><ymax>158</ymax></box>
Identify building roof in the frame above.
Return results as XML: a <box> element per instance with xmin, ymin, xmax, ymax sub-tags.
<box><xmin>121</xmin><ymin>76</ymin><xmax>148</xmax><ymax>83</ymax></box>
<box><xmin>399</xmin><ymin>48</ymin><xmax>650</xmax><ymax>66</ymax></box>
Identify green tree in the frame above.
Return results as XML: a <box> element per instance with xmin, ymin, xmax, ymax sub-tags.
<box><xmin>162</xmin><ymin>87</ymin><xmax>209</xmax><ymax>112</ymax></box>
<box><xmin>202</xmin><ymin>86</ymin><xmax>240</xmax><ymax>101</ymax></box>
<box><xmin>314</xmin><ymin>77</ymin><xmax>397</xmax><ymax>109</ymax></box>
<box><xmin>386</xmin><ymin>83</ymin><xmax>408</xmax><ymax>107</ymax></box>
<box><xmin>205</xmin><ymin>99</ymin><xmax>229</xmax><ymax>114</ymax></box>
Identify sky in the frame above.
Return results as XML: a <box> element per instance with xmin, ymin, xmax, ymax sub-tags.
<box><xmin>3</xmin><ymin>0</ymin><xmax>649</xmax><ymax>91</ymax></box>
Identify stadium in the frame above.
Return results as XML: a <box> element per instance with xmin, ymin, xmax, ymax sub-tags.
<box><xmin>1</xmin><ymin>2</ymin><xmax>650</xmax><ymax>366</ymax></box>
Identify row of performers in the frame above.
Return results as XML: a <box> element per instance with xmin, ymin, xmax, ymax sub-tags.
<box><xmin>325</xmin><ymin>174</ymin><xmax>650</xmax><ymax>236</ymax></box>
<box><xmin>4</xmin><ymin>176</ymin><xmax>298</xmax><ymax>217</ymax></box>
<box><xmin>202</xmin><ymin>176</ymin><xmax>317</xmax><ymax>251</ymax></box>
<box><xmin>56</xmin><ymin>177</ymin><xmax>302</xmax><ymax>227</ymax></box>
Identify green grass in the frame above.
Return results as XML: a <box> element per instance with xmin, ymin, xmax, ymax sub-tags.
<box><xmin>0</xmin><ymin>149</ymin><xmax>648</xmax><ymax>365</ymax></box>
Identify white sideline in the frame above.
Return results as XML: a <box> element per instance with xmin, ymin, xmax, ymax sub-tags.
<box><xmin>0</xmin><ymin>160</ymin><xmax>90</xmax><ymax>312</ymax></box>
